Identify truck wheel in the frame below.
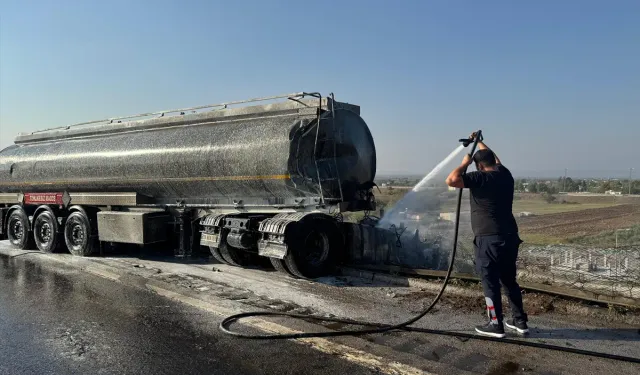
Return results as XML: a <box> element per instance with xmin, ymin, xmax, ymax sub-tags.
<box><xmin>6</xmin><ymin>209</ymin><xmax>33</xmax><ymax>250</ymax></box>
<box><xmin>216</xmin><ymin>229</ymin><xmax>252</xmax><ymax>267</ymax></box>
<box><xmin>284</xmin><ymin>219</ymin><xmax>339</xmax><ymax>279</ymax></box>
<box><xmin>219</xmin><ymin>241</ymin><xmax>252</xmax><ymax>267</ymax></box>
<box><xmin>209</xmin><ymin>246</ymin><xmax>230</xmax><ymax>265</ymax></box>
<box><xmin>64</xmin><ymin>211</ymin><xmax>96</xmax><ymax>256</ymax></box>
<box><xmin>33</xmin><ymin>211</ymin><xmax>62</xmax><ymax>253</ymax></box>
<box><xmin>270</xmin><ymin>258</ymin><xmax>295</xmax><ymax>277</ymax></box>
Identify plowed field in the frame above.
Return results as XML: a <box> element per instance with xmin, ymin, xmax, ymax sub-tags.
<box><xmin>517</xmin><ymin>204</ymin><xmax>640</xmax><ymax>238</ymax></box>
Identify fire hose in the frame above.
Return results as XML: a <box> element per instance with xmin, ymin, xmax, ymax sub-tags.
<box><xmin>220</xmin><ymin>130</ymin><xmax>640</xmax><ymax>365</ymax></box>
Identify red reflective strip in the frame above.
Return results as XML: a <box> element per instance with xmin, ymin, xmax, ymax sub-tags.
<box><xmin>491</xmin><ymin>317</ymin><xmax>498</xmax><ymax>321</ymax></box>
<box><xmin>487</xmin><ymin>306</ymin><xmax>495</xmax><ymax>310</ymax></box>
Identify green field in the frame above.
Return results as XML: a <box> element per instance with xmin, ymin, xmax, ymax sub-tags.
<box><xmin>567</xmin><ymin>225</ymin><xmax>640</xmax><ymax>246</ymax></box>
<box><xmin>521</xmin><ymin>225</ymin><xmax>640</xmax><ymax>247</ymax></box>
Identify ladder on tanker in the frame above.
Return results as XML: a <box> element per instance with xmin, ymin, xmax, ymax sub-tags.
<box><xmin>312</xmin><ymin>93</ymin><xmax>344</xmax><ymax>205</ymax></box>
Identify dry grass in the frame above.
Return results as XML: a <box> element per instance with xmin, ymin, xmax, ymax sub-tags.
<box><xmin>512</xmin><ymin>201</ymin><xmax>616</xmax><ymax>215</ymax></box>
<box><xmin>518</xmin><ymin>204</ymin><xmax>640</xmax><ymax>240</ymax></box>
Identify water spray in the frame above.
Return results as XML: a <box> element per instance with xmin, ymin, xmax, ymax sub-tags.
<box><xmin>412</xmin><ymin>144</ymin><xmax>466</xmax><ymax>192</ymax></box>
<box><xmin>218</xmin><ymin>130</ymin><xmax>640</xmax><ymax>365</ymax></box>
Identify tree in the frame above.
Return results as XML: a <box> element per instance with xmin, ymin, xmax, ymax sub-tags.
<box><xmin>597</xmin><ymin>181</ymin><xmax>611</xmax><ymax>194</ymax></box>
<box><xmin>538</xmin><ymin>183</ymin><xmax>550</xmax><ymax>194</ymax></box>
<box><xmin>611</xmin><ymin>179</ymin><xmax>624</xmax><ymax>191</ymax></box>
<box><xmin>528</xmin><ymin>181</ymin><xmax>539</xmax><ymax>193</ymax></box>
<box><xmin>579</xmin><ymin>179</ymin><xmax>588</xmax><ymax>192</ymax></box>
<box><xmin>556</xmin><ymin>176</ymin><xmax>579</xmax><ymax>192</ymax></box>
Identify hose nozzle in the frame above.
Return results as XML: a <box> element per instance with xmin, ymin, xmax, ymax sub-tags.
<box><xmin>459</xmin><ymin>130</ymin><xmax>483</xmax><ymax>147</ymax></box>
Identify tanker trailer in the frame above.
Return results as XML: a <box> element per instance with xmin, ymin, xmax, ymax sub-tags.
<box><xmin>0</xmin><ymin>92</ymin><xmax>377</xmax><ymax>278</ymax></box>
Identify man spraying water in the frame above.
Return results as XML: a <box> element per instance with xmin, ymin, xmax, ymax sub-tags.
<box><xmin>445</xmin><ymin>133</ymin><xmax>528</xmax><ymax>338</ymax></box>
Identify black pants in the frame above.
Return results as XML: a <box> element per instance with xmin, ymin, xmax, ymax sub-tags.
<box><xmin>474</xmin><ymin>234</ymin><xmax>527</xmax><ymax>324</ymax></box>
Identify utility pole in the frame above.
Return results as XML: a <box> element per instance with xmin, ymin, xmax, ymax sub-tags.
<box><xmin>563</xmin><ymin>168</ymin><xmax>568</xmax><ymax>192</ymax></box>
<box><xmin>630</xmin><ymin>168</ymin><xmax>634</xmax><ymax>196</ymax></box>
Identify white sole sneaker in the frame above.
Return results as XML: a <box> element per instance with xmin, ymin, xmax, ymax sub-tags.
<box><xmin>504</xmin><ymin>321</ymin><xmax>529</xmax><ymax>334</ymax></box>
<box><xmin>474</xmin><ymin>327</ymin><xmax>506</xmax><ymax>338</ymax></box>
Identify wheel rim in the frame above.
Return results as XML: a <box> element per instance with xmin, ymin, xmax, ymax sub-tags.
<box><xmin>69</xmin><ymin>221</ymin><xmax>86</xmax><ymax>249</ymax></box>
<box><xmin>36</xmin><ymin>220</ymin><xmax>53</xmax><ymax>247</ymax></box>
<box><xmin>9</xmin><ymin>217</ymin><xmax>24</xmax><ymax>244</ymax></box>
<box><xmin>303</xmin><ymin>230</ymin><xmax>330</xmax><ymax>266</ymax></box>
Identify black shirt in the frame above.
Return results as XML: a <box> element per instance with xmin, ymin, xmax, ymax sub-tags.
<box><xmin>461</xmin><ymin>164</ymin><xmax>518</xmax><ymax>237</ymax></box>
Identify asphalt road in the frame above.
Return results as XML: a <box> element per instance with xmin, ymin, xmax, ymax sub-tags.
<box><xmin>1</xmin><ymin>243</ymin><xmax>639</xmax><ymax>375</ymax></box>
<box><xmin>0</xmin><ymin>255</ymin><xmax>375</xmax><ymax>375</ymax></box>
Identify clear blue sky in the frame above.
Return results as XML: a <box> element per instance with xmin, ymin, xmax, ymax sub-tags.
<box><xmin>1</xmin><ymin>0</ymin><xmax>638</xmax><ymax>178</ymax></box>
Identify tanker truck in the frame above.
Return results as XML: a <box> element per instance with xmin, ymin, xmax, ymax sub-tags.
<box><xmin>0</xmin><ymin>92</ymin><xmax>377</xmax><ymax>279</ymax></box>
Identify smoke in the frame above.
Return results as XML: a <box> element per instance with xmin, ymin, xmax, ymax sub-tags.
<box><xmin>376</xmin><ymin>144</ymin><xmax>474</xmax><ymax>271</ymax></box>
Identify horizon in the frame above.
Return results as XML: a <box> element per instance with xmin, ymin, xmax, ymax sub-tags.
<box><xmin>1</xmin><ymin>1</ymin><xmax>639</xmax><ymax>175</ymax></box>
<box><xmin>377</xmin><ymin>169</ymin><xmax>638</xmax><ymax>180</ymax></box>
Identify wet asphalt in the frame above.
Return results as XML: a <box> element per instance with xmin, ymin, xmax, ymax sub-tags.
<box><xmin>0</xmin><ymin>254</ymin><xmax>375</xmax><ymax>375</ymax></box>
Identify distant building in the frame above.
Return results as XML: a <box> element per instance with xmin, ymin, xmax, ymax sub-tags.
<box><xmin>605</xmin><ymin>190</ymin><xmax>622</xmax><ymax>196</ymax></box>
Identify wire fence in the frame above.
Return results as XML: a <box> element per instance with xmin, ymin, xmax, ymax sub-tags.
<box><xmin>516</xmin><ymin>244</ymin><xmax>640</xmax><ymax>301</ymax></box>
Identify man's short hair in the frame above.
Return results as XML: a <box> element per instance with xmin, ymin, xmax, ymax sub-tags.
<box><xmin>473</xmin><ymin>149</ymin><xmax>496</xmax><ymax>167</ymax></box>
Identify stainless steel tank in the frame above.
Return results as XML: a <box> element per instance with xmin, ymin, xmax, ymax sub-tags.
<box><xmin>0</xmin><ymin>94</ymin><xmax>376</xmax><ymax>210</ymax></box>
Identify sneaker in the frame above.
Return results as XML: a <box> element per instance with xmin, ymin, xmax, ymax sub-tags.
<box><xmin>504</xmin><ymin>319</ymin><xmax>529</xmax><ymax>335</ymax></box>
<box><xmin>475</xmin><ymin>322</ymin><xmax>506</xmax><ymax>338</ymax></box>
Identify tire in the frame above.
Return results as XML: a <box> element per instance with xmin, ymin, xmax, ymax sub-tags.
<box><xmin>6</xmin><ymin>209</ymin><xmax>33</xmax><ymax>250</ymax></box>
<box><xmin>270</xmin><ymin>258</ymin><xmax>296</xmax><ymax>277</ymax></box>
<box><xmin>209</xmin><ymin>246</ymin><xmax>230</xmax><ymax>265</ymax></box>
<box><xmin>219</xmin><ymin>239</ymin><xmax>252</xmax><ymax>267</ymax></box>
<box><xmin>33</xmin><ymin>211</ymin><xmax>62</xmax><ymax>253</ymax></box>
<box><xmin>283</xmin><ymin>218</ymin><xmax>340</xmax><ymax>279</ymax></box>
<box><xmin>64</xmin><ymin>211</ymin><xmax>96</xmax><ymax>256</ymax></box>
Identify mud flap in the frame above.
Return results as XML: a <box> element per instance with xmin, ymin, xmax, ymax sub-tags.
<box><xmin>200</xmin><ymin>214</ymin><xmax>226</xmax><ymax>248</ymax></box>
<box><xmin>257</xmin><ymin>212</ymin><xmax>313</xmax><ymax>259</ymax></box>
<box><xmin>257</xmin><ymin>238</ymin><xmax>287</xmax><ymax>259</ymax></box>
